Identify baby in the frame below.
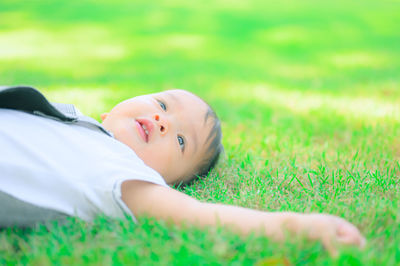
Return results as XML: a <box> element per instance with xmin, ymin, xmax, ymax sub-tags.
<box><xmin>0</xmin><ymin>86</ymin><xmax>364</xmax><ymax>256</ymax></box>
<box><xmin>100</xmin><ymin>89</ymin><xmax>223</xmax><ymax>185</ymax></box>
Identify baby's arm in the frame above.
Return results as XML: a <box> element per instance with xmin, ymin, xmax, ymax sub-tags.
<box><xmin>121</xmin><ymin>180</ymin><xmax>365</xmax><ymax>256</ymax></box>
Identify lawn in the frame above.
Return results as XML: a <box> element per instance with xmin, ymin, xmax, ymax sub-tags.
<box><xmin>1</xmin><ymin>0</ymin><xmax>399</xmax><ymax>264</ymax></box>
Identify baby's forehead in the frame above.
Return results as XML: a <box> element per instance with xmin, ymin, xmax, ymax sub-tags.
<box><xmin>158</xmin><ymin>90</ymin><xmax>208</xmax><ymax>110</ymax></box>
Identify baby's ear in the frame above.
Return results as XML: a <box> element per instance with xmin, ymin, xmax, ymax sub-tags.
<box><xmin>100</xmin><ymin>113</ymin><xmax>108</xmax><ymax>121</ymax></box>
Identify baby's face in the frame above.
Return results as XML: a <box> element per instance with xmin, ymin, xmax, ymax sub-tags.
<box><xmin>101</xmin><ymin>89</ymin><xmax>212</xmax><ymax>184</ymax></box>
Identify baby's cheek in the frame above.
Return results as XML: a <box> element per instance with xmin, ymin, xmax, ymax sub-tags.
<box><xmin>116</xmin><ymin>122</ymin><xmax>137</xmax><ymax>145</ymax></box>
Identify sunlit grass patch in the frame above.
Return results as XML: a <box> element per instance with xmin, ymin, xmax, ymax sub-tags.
<box><xmin>269</xmin><ymin>63</ymin><xmax>325</xmax><ymax>79</ymax></box>
<box><xmin>0</xmin><ymin>26</ymin><xmax>126</xmax><ymax>60</ymax></box>
<box><xmin>255</xmin><ymin>25</ymin><xmax>312</xmax><ymax>45</ymax></box>
<box><xmin>161</xmin><ymin>34</ymin><xmax>206</xmax><ymax>50</ymax></box>
<box><xmin>219</xmin><ymin>83</ymin><xmax>400</xmax><ymax>124</ymax></box>
<box><xmin>325</xmin><ymin>50</ymin><xmax>390</xmax><ymax>69</ymax></box>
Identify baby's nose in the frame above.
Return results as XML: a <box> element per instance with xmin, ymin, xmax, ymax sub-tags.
<box><xmin>154</xmin><ymin>114</ymin><xmax>168</xmax><ymax>135</ymax></box>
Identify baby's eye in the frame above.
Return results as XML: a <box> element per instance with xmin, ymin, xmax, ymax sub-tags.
<box><xmin>177</xmin><ymin>135</ymin><xmax>185</xmax><ymax>151</ymax></box>
<box><xmin>158</xmin><ymin>100</ymin><xmax>167</xmax><ymax>111</ymax></box>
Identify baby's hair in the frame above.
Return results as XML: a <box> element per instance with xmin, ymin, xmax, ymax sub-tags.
<box><xmin>184</xmin><ymin>105</ymin><xmax>223</xmax><ymax>186</ymax></box>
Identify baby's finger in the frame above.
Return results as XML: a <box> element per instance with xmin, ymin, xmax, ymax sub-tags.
<box><xmin>322</xmin><ymin>232</ymin><xmax>338</xmax><ymax>258</ymax></box>
<box><xmin>336</xmin><ymin>222</ymin><xmax>366</xmax><ymax>248</ymax></box>
<box><xmin>337</xmin><ymin>233</ymin><xmax>366</xmax><ymax>248</ymax></box>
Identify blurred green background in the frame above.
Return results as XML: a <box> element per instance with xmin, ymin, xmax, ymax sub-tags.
<box><xmin>1</xmin><ymin>1</ymin><xmax>399</xmax><ymax>111</ymax></box>
<box><xmin>1</xmin><ymin>0</ymin><xmax>400</xmax><ymax>264</ymax></box>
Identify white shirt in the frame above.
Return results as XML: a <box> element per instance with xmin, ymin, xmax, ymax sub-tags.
<box><xmin>0</xmin><ymin>109</ymin><xmax>168</xmax><ymax>221</ymax></box>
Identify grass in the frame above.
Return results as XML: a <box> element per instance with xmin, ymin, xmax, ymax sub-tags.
<box><xmin>0</xmin><ymin>0</ymin><xmax>399</xmax><ymax>264</ymax></box>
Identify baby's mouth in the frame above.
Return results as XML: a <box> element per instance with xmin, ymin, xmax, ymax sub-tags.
<box><xmin>142</xmin><ymin>124</ymin><xmax>149</xmax><ymax>136</ymax></box>
<box><xmin>135</xmin><ymin>118</ymin><xmax>154</xmax><ymax>143</ymax></box>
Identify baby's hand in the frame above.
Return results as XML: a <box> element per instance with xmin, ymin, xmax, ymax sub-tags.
<box><xmin>298</xmin><ymin>214</ymin><xmax>366</xmax><ymax>256</ymax></box>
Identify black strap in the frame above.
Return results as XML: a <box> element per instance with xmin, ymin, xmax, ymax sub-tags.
<box><xmin>0</xmin><ymin>85</ymin><xmax>76</xmax><ymax>122</ymax></box>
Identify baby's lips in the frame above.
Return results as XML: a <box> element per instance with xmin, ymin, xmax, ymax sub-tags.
<box><xmin>135</xmin><ymin>120</ymin><xmax>148</xmax><ymax>142</ymax></box>
<box><xmin>136</xmin><ymin>118</ymin><xmax>155</xmax><ymax>142</ymax></box>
